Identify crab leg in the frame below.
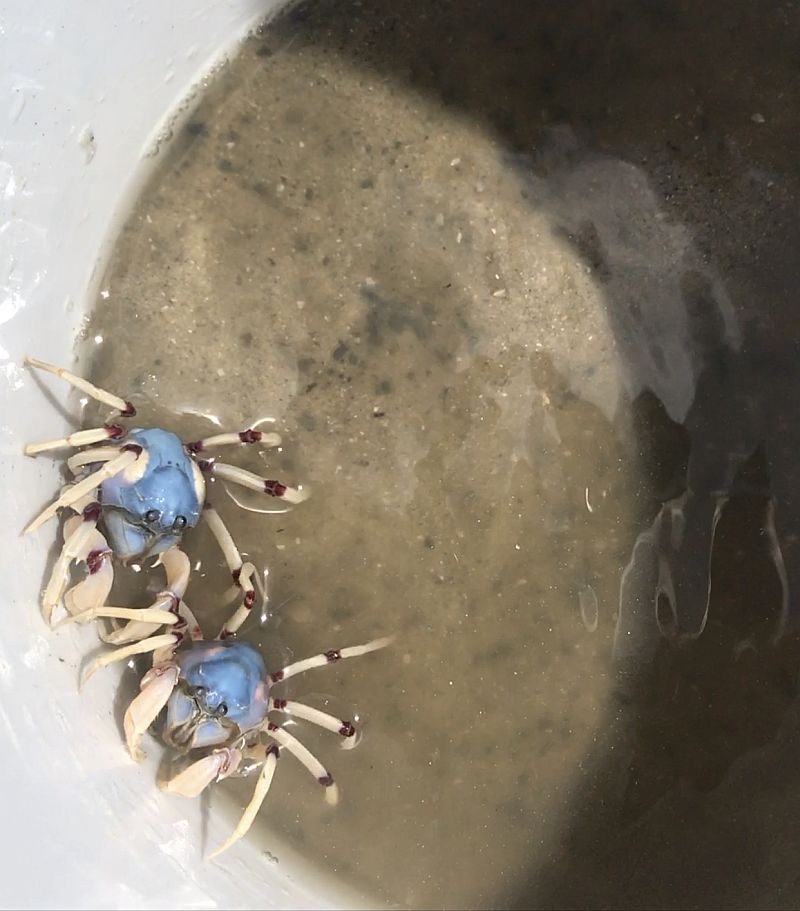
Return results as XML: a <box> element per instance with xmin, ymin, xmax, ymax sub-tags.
<box><xmin>80</xmin><ymin>632</ymin><xmax>178</xmax><ymax>687</ymax></box>
<box><xmin>59</xmin><ymin>605</ymin><xmax>179</xmax><ymax>628</ymax></box>
<box><xmin>201</xmin><ymin>504</ymin><xmax>263</xmax><ymax>637</ymax></box>
<box><xmin>269</xmin><ymin>637</ymin><xmax>393</xmax><ymax>684</ymax></box>
<box><xmin>202</xmin><ymin>504</ymin><xmax>256</xmax><ymax>588</ymax></box>
<box><xmin>23</xmin><ymin>447</ymin><xmax>140</xmax><ymax>534</ymax></box>
<box><xmin>122</xmin><ymin>599</ymin><xmax>203</xmax><ymax>760</ymax></box>
<box><xmin>197</xmin><ymin>460</ymin><xmax>308</xmax><ymax>505</ymax></box>
<box><xmin>100</xmin><ymin>547</ymin><xmax>191</xmax><ymax>646</ymax></box>
<box><xmin>67</xmin><ymin>446</ymin><xmax>123</xmax><ymax>474</ymax></box>
<box><xmin>217</xmin><ymin>562</ymin><xmax>261</xmax><ymax>637</ymax></box>
<box><xmin>99</xmin><ymin>616</ymin><xmax>168</xmax><ymax>646</ymax></box>
<box><xmin>25</xmin><ymin>424</ymin><xmax>125</xmax><ymax>455</ymax></box>
<box><xmin>264</xmin><ymin>722</ymin><xmax>339</xmax><ymax>805</ymax></box>
<box><xmin>40</xmin><ymin>487</ymin><xmax>115</xmax><ymax>621</ymax></box>
<box><xmin>25</xmin><ymin>355</ymin><xmax>136</xmax><ymax>416</ymax></box>
<box><xmin>200</xmin><ymin>718</ymin><xmax>343</xmax><ymax>859</ymax></box>
<box><xmin>41</xmin><ymin>503</ymin><xmax>104</xmax><ymax>625</ymax></box>
<box><xmin>208</xmin><ymin>745</ymin><xmax>280</xmax><ymax>859</ymax></box>
<box><xmin>268</xmin><ymin>698</ymin><xmax>356</xmax><ymax>741</ymax></box>
<box><xmin>186</xmin><ymin>429</ymin><xmax>281</xmax><ymax>453</ymax></box>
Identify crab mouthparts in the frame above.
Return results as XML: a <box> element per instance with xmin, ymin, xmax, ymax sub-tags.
<box><xmin>163</xmin><ymin>690</ymin><xmax>205</xmax><ymax>751</ymax></box>
<box><xmin>164</xmin><ymin>712</ymin><xmax>201</xmax><ymax>751</ymax></box>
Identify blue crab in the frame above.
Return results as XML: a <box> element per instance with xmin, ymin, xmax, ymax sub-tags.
<box><xmin>22</xmin><ymin>356</ymin><xmax>307</xmax><ymax>639</ymax></box>
<box><xmin>80</xmin><ymin>592</ymin><xmax>390</xmax><ymax>856</ymax></box>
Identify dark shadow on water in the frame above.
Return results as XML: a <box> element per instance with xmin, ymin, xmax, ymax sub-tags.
<box><xmin>503</xmin><ymin>443</ymin><xmax>800</xmax><ymax>909</ymax></box>
<box><xmin>257</xmin><ymin>1</ymin><xmax>800</xmax><ymax>906</ymax></box>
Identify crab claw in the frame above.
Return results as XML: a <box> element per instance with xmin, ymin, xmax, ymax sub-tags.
<box><xmin>160</xmin><ymin>747</ymin><xmax>242</xmax><ymax>798</ymax></box>
<box><xmin>123</xmin><ymin>664</ymin><xmax>180</xmax><ymax>762</ymax></box>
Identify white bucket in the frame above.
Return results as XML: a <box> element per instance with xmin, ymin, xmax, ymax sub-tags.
<box><xmin>0</xmin><ymin>2</ymin><xmax>342</xmax><ymax>907</ymax></box>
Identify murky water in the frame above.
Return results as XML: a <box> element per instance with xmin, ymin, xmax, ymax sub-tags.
<box><xmin>80</xmin><ymin>1</ymin><xmax>800</xmax><ymax>908</ymax></box>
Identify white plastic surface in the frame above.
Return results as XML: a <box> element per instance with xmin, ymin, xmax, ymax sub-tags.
<box><xmin>0</xmin><ymin>2</ymin><xmax>339</xmax><ymax>907</ymax></box>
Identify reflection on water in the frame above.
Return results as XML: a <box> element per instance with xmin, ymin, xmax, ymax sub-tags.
<box><xmin>77</xmin><ymin>0</ymin><xmax>800</xmax><ymax>907</ymax></box>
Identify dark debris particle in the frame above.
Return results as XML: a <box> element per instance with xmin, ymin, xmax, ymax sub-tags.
<box><xmin>360</xmin><ymin>177</ymin><xmax>375</xmax><ymax>189</ymax></box>
<box><xmin>424</xmin><ymin>536</ymin><xmax>435</xmax><ymax>549</ymax></box>
<box><xmin>332</xmin><ymin>340</ymin><xmax>349</xmax><ymax>362</ymax></box>
<box><xmin>240</xmin><ymin>331</ymin><xmax>254</xmax><ymax>347</ymax></box>
<box><xmin>218</xmin><ymin>159</ymin><xmax>235</xmax><ymax>173</ymax></box>
<box><xmin>372</xmin><ymin>410</ymin><xmax>386</xmax><ymax>418</ymax></box>
<box><xmin>185</xmin><ymin>121</ymin><xmax>208</xmax><ymax>137</ymax></box>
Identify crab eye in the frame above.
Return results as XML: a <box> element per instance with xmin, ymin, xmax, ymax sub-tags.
<box><xmin>173</xmin><ymin>515</ymin><xmax>187</xmax><ymax>532</ymax></box>
<box><xmin>218</xmin><ymin>703</ymin><xmax>228</xmax><ymax>717</ymax></box>
<box><xmin>144</xmin><ymin>509</ymin><xmax>160</xmax><ymax>524</ymax></box>
<box><xmin>194</xmin><ymin>686</ymin><xmax>207</xmax><ymax>698</ymax></box>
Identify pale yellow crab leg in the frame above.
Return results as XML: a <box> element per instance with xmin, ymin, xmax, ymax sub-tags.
<box><xmin>67</xmin><ymin>446</ymin><xmax>123</xmax><ymax>474</ymax></box>
<box><xmin>99</xmin><ymin>609</ymin><xmax>171</xmax><ymax>646</ymax></box>
<box><xmin>25</xmin><ymin>355</ymin><xmax>135</xmax><ymax>416</ymax></box>
<box><xmin>186</xmin><ymin>429</ymin><xmax>281</xmax><ymax>452</ymax></box>
<box><xmin>23</xmin><ymin>448</ymin><xmax>139</xmax><ymax>534</ymax></box>
<box><xmin>198</xmin><ymin>461</ymin><xmax>308</xmax><ymax>505</ymax></box>
<box><xmin>267</xmin><ymin>698</ymin><xmax>356</xmax><ymax>743</ymax></box>
<box><xmin>264</xmin><ymin>723</ymin><xmax>339</xmax><ymax>806</ymax></box>
<box><xmin>202</xmin><ymin>504</ymin><xmax>262</xmax><ymax>636</ymax></box>
<box><xmin>25</xmin><ymin>424</ymin><xmax>125</xmax><ymax>455</ymax></box>
<box><xmin>100</xmin><ymin>547</ymin><xmax>191</xmax><ymax>646</ymax></box>
<box><xmin>39</xmin><ymin>486</ymin><xmax>114</xmax><ymax>621</ymax></box>
<box><xmin>161</xmin><ymin>746</ymin><xmax>243</xmax><ymax>798</ymax></box>
<box><xmin>202</xmin><ymin>504</ymin><xmax>249</xmax><ymax>575</ymax></box>
<box><xmin>80</xmin><ymin>633</ymin><xmax>178</xmax><ymax>687</ymax></box>
<box><xmin>41</xmin><ymin>509</ymin><xmax>103</xmax><ymax>625</ymax></box>
<box><xmin>58</xmin><ymin>605</ymin><xmax>179</xmax><ymax>628</ymax></box>
<box><xmin>269</xmin><ymin>636</ymin><xmax>393</xmax><ymax>684</ymax></box>
<box><xmin>217</xmin><ymin>563</ymin><xmax>259</xmax><ymax>638</ymax></box>
<box><xmin>208</xmin><ymin>745</ymin><xmax>280</xmax><ymax>859</ymax></box>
